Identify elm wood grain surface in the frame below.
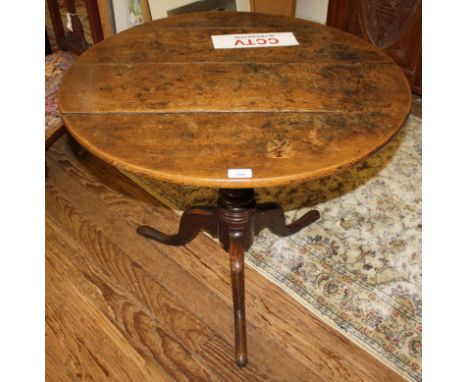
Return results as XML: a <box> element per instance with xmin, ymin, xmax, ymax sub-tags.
<box><xmin>59</xmin><ymin>11</ymin><xmax>411</xmax><ymax>189</ymax></box>
<box><xmin>57</xmin><ymin>11</ymin><xmax>411</xmax><ymax>369</ymax></box>
<box><xmin>46</xmin><ymin>136</ymin><xmax>405</xmax><ymax>381</ymax></box>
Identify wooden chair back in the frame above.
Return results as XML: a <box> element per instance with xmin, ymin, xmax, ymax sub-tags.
<box><xmin>46</xmin><ymin>0</ymin><xmax>104</xmax><ymax>54</ymax></box>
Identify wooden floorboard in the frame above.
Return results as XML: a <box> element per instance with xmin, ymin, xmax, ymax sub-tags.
<box><xmin>46</xmin><ymin>219</ymin><xmax>172</xmax><ymax>381</ymax></box>
<box><xmin>46</xmin><ymin>135</ymin><xmax>406</xmax><ymax>382</ymax></box>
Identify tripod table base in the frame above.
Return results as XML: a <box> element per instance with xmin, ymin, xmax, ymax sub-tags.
<box><xmin>137</xmin><ymin>188</ymin><xmax>320</xmax><ymax>367</ymax></box>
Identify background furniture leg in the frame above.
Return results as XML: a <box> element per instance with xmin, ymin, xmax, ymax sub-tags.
<box><xmin>68</xmin><ymin>134</ymin><xmax>87</xmax><ymax>157</ymax></box>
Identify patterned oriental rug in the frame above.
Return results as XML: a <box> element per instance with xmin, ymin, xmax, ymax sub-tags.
<box><xmin>122</xmin><ymin>115</ymin><xmax>422</xmax><ymax>381</ymax></box>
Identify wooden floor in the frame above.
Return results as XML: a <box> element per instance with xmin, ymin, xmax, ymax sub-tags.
<box><xmin>46</xmin><ymin>135</ymin><xmax>407</xmax><ymax>381</ymax></box>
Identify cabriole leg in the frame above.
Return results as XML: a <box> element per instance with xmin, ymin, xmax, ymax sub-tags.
<box><xmin>229</xmin><ymin>228</ymin><xmax>248</xmax><ymax>367</ymax></box>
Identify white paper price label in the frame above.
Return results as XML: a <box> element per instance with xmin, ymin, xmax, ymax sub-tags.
<box><xmin>211</xmin><ymin>32</ymin><xmax>299</xmax><ymax>49</ymax></box>
<box><xmin>228</xmin><ymin>169</ymin><xmax>253</xmax><ymax>179</ymax></box>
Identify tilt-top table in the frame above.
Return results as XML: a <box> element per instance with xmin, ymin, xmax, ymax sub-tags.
<box><xmin>59</xmin><ymin>11</ymin><xmax>411</xmax><ymax>367</ymax></box>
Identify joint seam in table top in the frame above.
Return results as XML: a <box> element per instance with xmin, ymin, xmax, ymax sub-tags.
<box><xmin>72</xmin><ymin>60</ymin><xmax>395</xmax><ymax>66</ymax></box>
<box><xmin>61</xmin><ymin>111</ymin><xmax>410</xmax><ymax>116</ymax></box>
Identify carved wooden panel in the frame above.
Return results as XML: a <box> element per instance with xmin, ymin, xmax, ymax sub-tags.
<box><xmin>327</xmin><ymin>0</ymin><xmax>421</xmax><ymax>94</ymax></box>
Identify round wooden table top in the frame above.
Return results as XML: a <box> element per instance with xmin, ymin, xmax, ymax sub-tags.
<box><xmin>59</xmin><ymin>12</ymin><xmax>411</xmax><ymax>189</ymax></box>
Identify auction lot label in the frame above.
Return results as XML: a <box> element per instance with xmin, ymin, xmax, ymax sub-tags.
<box><xmin>211</xmin><ymin>32</ymin><xmax>299</xmax><ymax>49</ymax></box>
